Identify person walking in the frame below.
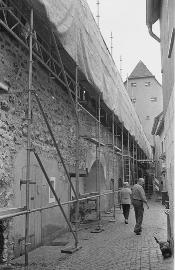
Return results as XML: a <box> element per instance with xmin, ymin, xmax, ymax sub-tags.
<box><xmin>131</xmin><ymin>178</ymin><xmax>149</xmax><ymax>235</ymax></box>
<box><xmin>119</xmin><ymin>182</ymin><xmax>132</xmax><ymax>224</ymax></box>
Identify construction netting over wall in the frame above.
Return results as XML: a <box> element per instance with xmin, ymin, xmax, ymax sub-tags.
<box><xmin>26</xmin><ymin>0</ymin><xmax>153</xmax><ymax>159</ymax></box>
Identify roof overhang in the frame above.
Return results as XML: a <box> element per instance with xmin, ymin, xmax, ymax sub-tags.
<box><xmin>151</xmin><ymin>111</ymin><xmax>163</xmax><ymax>135</ymax></box>
<box><xmin>156</xmin><ymin>117</ymin><xmax>164</xmax><ymax>135</ymax></box>
<box><xmin>146</xmin><ymin>0</ymin><xmax>161</xmax><ymax>43</ymax></box>
<box><xmin>151</xmin><ymin>117</ymin><xmax>159</xmax><ymax>135</ymax></box>
<box><xmin>146</xmin><ymin>0</ymin><xmax>161</xmax><ymax>26</ymax></box>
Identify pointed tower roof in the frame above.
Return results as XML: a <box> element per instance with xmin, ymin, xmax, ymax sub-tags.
<box><xmin>128</xmin><ymin>60</ymin><xmax>154</xmax><ymax>79</ymax></box>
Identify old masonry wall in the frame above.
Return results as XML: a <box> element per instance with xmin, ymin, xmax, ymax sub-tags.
<box><xmin>0</xmin><ymin>30</ymin><xmax>123</xmax><ymax>259</ymax></box>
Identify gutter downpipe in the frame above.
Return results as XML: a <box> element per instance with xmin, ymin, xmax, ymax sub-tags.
<box><xmin>146</xmin><ymin>0</ymin><xmax>160</xmax><ymax>43</ymax></box>
<box><xmin>148</xmin><ymin>24</ymin><xmax>160</xmax><ymax>43</ymax></box>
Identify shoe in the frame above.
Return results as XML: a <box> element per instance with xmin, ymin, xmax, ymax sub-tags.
<box><xmin>134</xmin><ymin>228</ymin><xmax>142</xmax><ymax>233</ymax></box>
<box><xmin>125</xmin><ymin>220</ymin><xmax>128</xmax><ymax>224</ymax></box>
<box><xmin>135</xmin><ymin>232</ymin><xmax>141</xmax><ymax>235</ymax></box>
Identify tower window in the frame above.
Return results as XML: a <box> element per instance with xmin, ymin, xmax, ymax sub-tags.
<box><xmin>131</xmin><ymin>97</ymin><xmax>136</xmax><ymax>103</ymax></box>
<box><xmin>49</xmin><ymin>177</ymin><xmax>56</xmax><ymax>203</ymax></box>
<box><xmin>150</xmin><ymin>97</ymin><xmax>157</xmax><ymax>102</ymax></box>
<box><xmin>161</xmin><ymin>141</ymin><xmax>164</xmax><ymax>153</ymax></box>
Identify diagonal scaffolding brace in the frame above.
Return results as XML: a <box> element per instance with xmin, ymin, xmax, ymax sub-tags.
<box><xmin>33</xmin><ymin>91</ymin><xmax>78</xmax><ymax>201</ymax></box>
<box><xmin>33</xmin><ymin>150</ymin><xmax>79</xmax><ymax>247</ymax></box>
<box><xmin>51</xmin><ymin>31</ymin><xmax>79</xmax><ymax>123</ymax></box>
<box><xmin>111</xmin><ymin>111</ymin><xmax>116</xmax><ymax>221</ymax></box>
<box><xmin>51</xmin><ymin>30</ymin><xmax>80</xmax><ymax>244</ymax></box>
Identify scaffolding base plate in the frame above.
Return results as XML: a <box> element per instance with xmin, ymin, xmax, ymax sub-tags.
<box><xmin>109</xmin><ymin>219</ymin><xmax>116</xmax><ymax>222</ymax></box>
<box><xmin>90</xmin><ymin>227</ymin><xmax>104</xmax><ymax>233</ymax></box>
<box><xmin>61</xmin><ymin>245</ymin><xmax>82</xmax><ymax>254</ymax></box>
<box><xmin>44</xmin><ymin>241</ymin><xmax>68</xmax><ymax>246</ymax></box>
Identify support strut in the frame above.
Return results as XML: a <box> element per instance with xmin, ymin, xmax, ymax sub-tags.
<box><xmin>51</xmin><ymin>31</ymin><xmax>79</xmax><ymax>123</ymax></box>
<box><xmin>33</xmin><ymin>150</ymin><xmax>81</xmax><ymax>252</ymax></box>
<box><xmin>25</xmin><ymin>9</ymin><xmax>33</xmax><ymax>268</ymax></box>
<box><xmin>33</xmin><ymin>91</ymin><xmax>78</xmax><ymax>201</ymax></box>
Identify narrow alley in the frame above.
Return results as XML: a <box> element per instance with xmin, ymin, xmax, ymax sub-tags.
<box><xmin>8</xmin><ymin>199</ymin><xmax>173</xmax><ymax>270</ymax></box>
<box><xmin>0</xmin><ymin>1</ymin><xmax>174</xmax><ymax>270</ymax></box>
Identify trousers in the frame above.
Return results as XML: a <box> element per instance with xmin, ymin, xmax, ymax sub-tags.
<box><xmin>122</xmin><ymin>204</ymin><xmax>130</xmax><ymax>219</ymax></box>
<box><xmin>132</xmin><ymin>199</ymin><xmax>144</xmax><ymax>233</ymax></box>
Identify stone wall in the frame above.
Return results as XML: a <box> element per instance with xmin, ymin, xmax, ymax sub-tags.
<box><xmin>0</xmin><ymin>30</ymin><xmax>122</xmax><ymax>258</ymax></box>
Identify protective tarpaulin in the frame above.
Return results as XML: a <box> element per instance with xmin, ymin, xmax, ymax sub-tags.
<box><xmin>27</xmin><ymin>0</ymin><xmax>152</xmax><ymax>158</ymax></box>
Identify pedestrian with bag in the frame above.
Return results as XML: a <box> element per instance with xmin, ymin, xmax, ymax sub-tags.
<box><xmin>131</xmin><ymin>178</ymin><xmax>149</xmax><ymax>235</ymax></box>
<box><xmin>119</xmin><ymin>182</ymin><xmax>132</xmax><ymax>224</ymax></box>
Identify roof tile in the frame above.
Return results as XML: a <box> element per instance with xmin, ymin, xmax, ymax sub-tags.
<box><xmin>129</xmin><ymin>60</ymin><xmax>154</xmax><ymax>79</ymax></box>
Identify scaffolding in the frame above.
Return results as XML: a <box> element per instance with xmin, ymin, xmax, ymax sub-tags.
<box><xmin>0</xmin><ymin>0</ymin><xmax>153</xmax><ymax>268</ymax></box>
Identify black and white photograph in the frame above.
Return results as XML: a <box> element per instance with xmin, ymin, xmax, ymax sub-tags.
<box><xmin>0</xmin><ymin>0</ymin><xmax>174</xmax><ymax>269</ymax></box>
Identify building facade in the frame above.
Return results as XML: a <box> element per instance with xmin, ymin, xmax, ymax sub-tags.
<box><xmin>146</xmin><ymin>0</ymin><xmax>174</xmax><ymax>249</ymax></box>
<box><xmin>125</xmin><ymin>61</ymin><xmax>163</xmax><ymax>146</ymax></box>
<box><xmin>152</xmin><ymin>112</ymin><xmax>167</xmax><ymax>197</ymax></box>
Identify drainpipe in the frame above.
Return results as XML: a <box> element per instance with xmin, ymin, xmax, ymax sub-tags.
<box><xmin>146</xmin><ymin>0</ymin><xmax>160</xmax><ymax>43</ymax></box>
<box><xmin>148</xmin><ymin>24</ymin><xmax>160</xmax><ymax>43</ymax></box>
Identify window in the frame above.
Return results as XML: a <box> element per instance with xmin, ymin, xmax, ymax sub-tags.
<box><xmin>146</xmin><ymin>116</ymin><xmax>150</xmax><ymax>120</ymax></box>
<box><xmin>150</xmin><ymin>97</ymin><xmax>157</xmax><ymax>102</ymax></box>
<box><xmin>131</xmin><ymin>82</ymin><xmax>136</xmax><ymax>87</ymax></box>
<box><xmin>49</xmin><ymin>177</ymin><xmax>56</xmax><ymax>203</ymax></box>
<box><xmin>131</xmin><ymin>97</ymin><xmax>136</xmax><ymax>103</ymax></box>
<box><xmin>168</xmin><ymin>28</ymin><xmax>175</xmax><ymax>58</ymax></box>
<box><xmin>145</xmin><ymin>82</ymin><xmax>151</xmax><ymax>86</ymax></box>
<box><xmin>161</xmin><ymin>141</ymin><xmax>164</xmax><ymax>154</ymax></box>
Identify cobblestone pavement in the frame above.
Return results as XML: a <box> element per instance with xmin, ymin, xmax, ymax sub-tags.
<box><xmin>2</xmin><ymin>199</ymin><xmax>174</xmax><ymax>270</ymax></box>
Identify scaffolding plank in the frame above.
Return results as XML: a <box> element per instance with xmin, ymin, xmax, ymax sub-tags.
<box><xmin>106</xmin><ymin>143</ymin><xmax>121</xmax><ymax>152</ymax></box>
<box><xmin>81</xmin><ymin>136</ymin><xmax>105</xmax><ymax>146</ymax></box>
<box><xmin>61</xmin><ymin>245</ymin><xmax>82</xmax><ymax>254</ymax></box>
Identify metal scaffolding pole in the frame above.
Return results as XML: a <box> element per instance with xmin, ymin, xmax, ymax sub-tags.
<box><xmin>112</xmin><ymin>112</ymin><xmax>115</xmax><ymax>178</ymax></box>
<box><xmin>115</xmin><ymin>122</ymin><xmax>118</xmax><ymax>149</ymax></box>
<box><xmin>136</xmin><ymin>144</ymin><xmax>138</xmax><ymax>180</ymax></box>
<box><xmin>140</xmin><ymin>150</ymin><xmax>142</xmax><ymax>161</ymax></box>
<box><xmin>52</xmin><ymin>28</ymin><xmax>81</xmax><ymax>248</ymax></box>
<box><xmin>97</xmin><ymin>94</ymin><xmax>101</xmax><ymax>225</ymax></box>
<box><xmin>34</xmin><ymin>92</ymin><xmax>78</xmax><ymax>200</ymax></box>
<box><xmin>33</xmin><ymin>151</ymin><xmax>79</xmax><ymax>249</ymax></box>
<box><xmin>128</xmin><ymin>131</ymin><xmax>131</xmax><ymax>184</ymax></box>
<box><xmin>75</xmin><ymin>62</ymin><xmax>79</xmax><ymax>247</ymax></box>
<box><xmin>0</xmin><ymin>190</ymin><xmax>120</xmax><ymax>219</ymax></box>
<box><xmin>112</xmin><ymin>111</ymin><xmax>116</xmax><ymax>220</ymax></box>
<box><xmin>121</xmin><ymin>123</ymin><xmax>124</xmax><ymax>184</ymax></box>
<box><xmin>132</xmin><ymin>138</ymin><xmax>135</xmax><ymax>185</ymax></box>
<box><xmin>51</xmin><ymin>32</ymin><xmax>78</xmax><ymax>123</ymax></box>
<box><xmin>91</xmin><ymin>94</ymin><xmax>103</xmax><ymax>233</ymax></box>
<box><xmin>142</xmin><ymin>151</ymin><xmax>144</xmax><ymax>177</ymax></box>
<box><xmin>31</xmin><ymin>95</ymin><xmax>81</xmax><ymax>251</ymax></box>
<box><xmin>25</xmin><ymin>8</ymin><xmax>33</xmax><ymax>268</ymax></box>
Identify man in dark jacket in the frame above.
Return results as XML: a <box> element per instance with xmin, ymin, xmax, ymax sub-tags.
<box><xmin>132</xmin><ymin>178</ymin><xmax>149</xmax><ymax>235</ymax></box>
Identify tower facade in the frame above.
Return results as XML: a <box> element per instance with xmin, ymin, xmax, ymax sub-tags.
<box><xmin>125</xmin><ymin>61</ymin><xmax>163</xmax><ymax>146</ymax></box>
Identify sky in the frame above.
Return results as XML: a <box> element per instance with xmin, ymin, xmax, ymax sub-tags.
<box><xmin>86</xmin><ymin>0</ymin><xmax>161</xmax><ymax>83</ymax></box>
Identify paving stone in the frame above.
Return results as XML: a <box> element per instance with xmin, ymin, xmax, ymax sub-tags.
<box><xmin>10</xmin><ymin>199</ymin><xmax>173</xmax><ymax>270</ymax></box>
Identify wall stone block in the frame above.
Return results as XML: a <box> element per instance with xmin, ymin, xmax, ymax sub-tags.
<box><xmin>0</xmin><ymin>100</ymin><xmax>9</xmax><ymax>112</ymax></box>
